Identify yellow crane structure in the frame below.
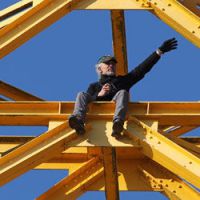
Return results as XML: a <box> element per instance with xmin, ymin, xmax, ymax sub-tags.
<box><xmin>0</xmin><ymin>0</ymin><xmax>200</xmax><ymax>199</ymax></box>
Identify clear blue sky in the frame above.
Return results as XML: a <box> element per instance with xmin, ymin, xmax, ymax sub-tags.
<box><xmin>0</xmin><ymin>0</ymin><xmax>199</xmax><ymax>199</ymax></box>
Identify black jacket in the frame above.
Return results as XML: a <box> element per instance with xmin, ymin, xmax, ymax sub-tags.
<box><xmin>87</xmin><ymin>52</ymin><xmax>161</xmax><ymax>101</ymax></box>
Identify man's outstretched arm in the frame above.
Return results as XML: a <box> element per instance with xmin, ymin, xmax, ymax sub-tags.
<box><xmin>125</xmin><ymin>38</ymin><xmax>178</xmax><ymax>86</ymax></box>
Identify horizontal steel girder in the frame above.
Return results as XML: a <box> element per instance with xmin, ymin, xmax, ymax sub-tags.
<box><xmin>1</xmin><ymin>101</ymin><xmax>200</xmax><ymax>125</ymax></box>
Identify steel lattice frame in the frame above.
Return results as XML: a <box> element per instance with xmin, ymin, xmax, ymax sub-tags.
<box><xmin>0</xmin><ymin>0</ymin><xmax>200</xmax><ymax>199</ymax></box>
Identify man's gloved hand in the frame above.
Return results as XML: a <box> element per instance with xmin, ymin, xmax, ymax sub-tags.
<box><xmin>159</xmin><ymin>38</ymin><xmax>178</xmax><ymax>54</ymax></box>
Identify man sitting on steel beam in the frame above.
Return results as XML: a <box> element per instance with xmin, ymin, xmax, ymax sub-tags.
<box><xmin>68</xmin><ymin>38</ymin><xmax>177</xmax><ymax>138</ymax></box>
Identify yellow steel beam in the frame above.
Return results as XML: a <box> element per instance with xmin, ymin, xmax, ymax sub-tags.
<box><xmin>0</xmin><ymin>121</ymin><xmax>82</xmax><ymax>186</ymax></box>
<box><xmin>2</xmin><ymin>101</ymin><xmax>200</xmax><ymax>116</ymax></box>
<box><xmin>0</xmin><ymin>137</ymin><xmax>34</xmax><ymax>157</ymax></box>
<box><xmin>0</xmin><ymin>0</ymin><xmax>87</xmax><ymax>59</ymax></box>
<box><xmin>1</xmin><ymin>137</ymin><xmax>199</xmax><ymax>169</ymax></box>
<box><xmin>88</xmin><ymin>158</ymin><xmax>159</xmax><ymax>191</ymax></box>
<box><xmin>0</xmin><ymin>136</ymin><xmax>34</xmax><ymax>144</ymax></box>
<box><xmin>139</xmin><ymin>160</ymin><xmax>200</xmax><ymax>200</ymax></box>
<box><xmin>166</xmin><ymin>135</ymin><xmax>200</xmax><ymax>158</ymax></box>
<box><xmin>0</xmin><ymin>102</ymin><xmax>200</xmax><ymax>147</ymax></box>
<box><xmin>62</xmin><ymin>168</ymin><xmax>104</xmax><ymax>199</ymax></box>
<box><xmin>148</xmin><ymin>0</ymin><xmax>200</xmax><ymax>48</ymax></box>
<box><xmin>67</xmin><ymin>119</ymin><xmax>140</xmax><ymax>147</ymax></box>
<box><xmin>0</xmin><ymin>0</ymin><xmax>200</xmax><ymax>60</ymax></box>
<box><xmin>101</xmin><ymin>147</ymin><xmax>119</xmax><ymax>200</ymax></box>
<box><xmin>126</xmin><ymin>117</ymin><xmax>200</xmax><ymax>189</ymax></box>
<box><xmin>166</xmin><ymin>126</ymin><xmax>197</xmax><ymax>137</ymax></box>
<box><xmin>161</xmin><ymin>190</ymin><xmax>180</xmax><ymax>200</ymax></box>
<box><xmin>0</xmin><ymin>81</ymin><xmax>43</xmax><ymax>101</ymax></box>
<box><xmin>76</xmin><ymin>0</ymin><xmax>151</xmax><ymax>10</ymax></box>
<box><xmin>183</xmin><ymin>137</ymin><xmax>200</xmax><ymax>148</ymax></box>
<box><xmin>0</xmin><ymin>1</ymin><xmax>48</xmax><ymax>29</ymax></box>
<box><xmin>0</xmin><ymin>0</ymin><xmax>152</xmax><ymax>59</ymax></box>
<box><xmin>1</xmin><ymin>101</ymin><xmax>200</xmax><ymax>126</ymax></box>
<box><xmin>0</xmin><ymin>9</ymin><xmax>32</xmax><ymax>29</ymax></box>
<box><xmin>0</xmin><ymin>0</ymin><xmax>151</xmax><ymax>30</ymax></box>
<box><xmin>111</xmin><ymin>10</ymin><xmax>128</xmax><ymax>75</ymax></box>
<box><xmin>177</xmin><ymin>0</ymin><xmax>200</xmax><ymax>18</ymax></box>
<box><xmin>36</xmin><ymin>157</ymin><xmax>103</xmax><ymax>200</ymax></box>
<box><xmin>0</xmin><ymin>0</ymin><xmax>33</xmax><ymax>21</ymax></box>
<box><xmin>35</xmin><ymin>157</ymin><xmax>200</xmax><ymax>192</ymax></box>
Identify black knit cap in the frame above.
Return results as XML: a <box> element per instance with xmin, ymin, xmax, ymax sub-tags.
<box><xmin>97</xmin><ymin>55</ymin><xmax>117</xmax><ymax>64</ymax></box>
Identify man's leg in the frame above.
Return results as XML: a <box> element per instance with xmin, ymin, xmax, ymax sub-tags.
<box><xmin>112</xmin><ymin>90</ymin><xmax>129</xmax><ymax>137</ymax></box>
<box><xmin>69</xmin><ymin>92</ymin><xmax>93</xmax><ymax>135</ymax></box>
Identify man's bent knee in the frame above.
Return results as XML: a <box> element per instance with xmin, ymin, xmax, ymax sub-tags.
<box><xmin>76</xmin><ymin>92</ymin><xmax>93</xmax><ymax>103</ymax></box>
<box><xmin>112</xmin><ymin>90</ymin><xmax>129</xmax><ymax>102</ymax></box>
<box><xmin>117</xmin><ymin>89</ymin><xmax>129</xmax><ymax>95</ymax></box>
<box><xmin>77</xmin><ymin>92</ymin><xmax>91</xmax><ymax>98</ymax></box>
<box><xmin>115</xmin><ymin>90</ymin><xmax>129</xmax><ymax>98</ymax></box>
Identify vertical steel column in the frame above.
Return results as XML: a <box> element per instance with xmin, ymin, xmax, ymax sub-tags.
<box><xmin>111</xmin><ymin>10</ymin><xmax>128</xmax><ymax>75</ymax></box>
<box><xmin>102</xmin><ymin>147</ymin><xmax>120</xmax><ymax>200</ymax></box>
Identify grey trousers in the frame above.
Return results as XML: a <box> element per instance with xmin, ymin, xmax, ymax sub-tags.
<box><xmin>72</xmin><ymin>90</ymin><xmax>129</xmax><ymax>122</ymax></box>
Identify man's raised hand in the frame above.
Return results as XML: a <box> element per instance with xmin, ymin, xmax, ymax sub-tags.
<box><xmin>159</xmin><ymin>38</ymin><xmax>178</xmax><ymax>53</ymax></box>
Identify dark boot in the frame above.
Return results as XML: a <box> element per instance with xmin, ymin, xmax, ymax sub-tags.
<box><xmin>68</xmin><ymin>115</ymin><xmax>85</xmax><ymax>135</ymax></box>
<box><xmin>111</xmin><ymin>119</ymin><xmax>124</xmax><ymax>139</ymax></box>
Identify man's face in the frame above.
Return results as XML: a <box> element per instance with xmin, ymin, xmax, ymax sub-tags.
<box><xmin>98</xmin><ymin>61</ymin><xmax>116</xmax><ymax>76</ymax></box>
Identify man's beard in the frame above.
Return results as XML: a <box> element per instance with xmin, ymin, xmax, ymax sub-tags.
<box><xmin>104</xmin><ymin>71</ymin><xmax>115</xmax><ymax>76</ymax></box>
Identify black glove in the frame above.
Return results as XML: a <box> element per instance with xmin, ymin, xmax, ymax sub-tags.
<box><xmin>159</xmin><ymin>38</ymin><xmax>178</xmax><ymax>53</ymax></box>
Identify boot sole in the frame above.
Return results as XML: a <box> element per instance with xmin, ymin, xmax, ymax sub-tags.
<box><xmin>112</xmin><ymin>121</ymin><xmax>123</xmax><ymax>133</ymax></box>
<box><xmin>112</xmin><ymin>121</ymin><xmax>124</xmax><ymax>139</ymax></box>
<box><xmin>69</xmin><ymin>116</ymin><xmax>85</xmax><ymax>135</ymax></box>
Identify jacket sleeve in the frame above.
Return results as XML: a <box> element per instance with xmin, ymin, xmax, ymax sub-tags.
<box><xmin>124</xmin><ymin>51</ymin><xmax>161</xmax><ymax>87</ymax></box>
<box><xmin>87</xmin><ymin>83</ymin><xmax>98</xmax><ymax>100</ymax></box>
